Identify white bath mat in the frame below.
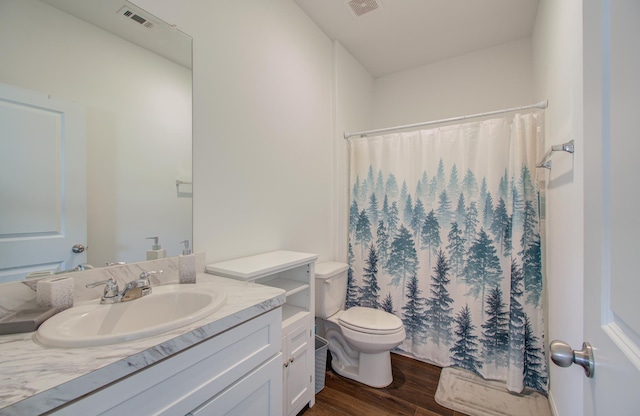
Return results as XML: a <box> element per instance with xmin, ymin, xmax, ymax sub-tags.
<box><xmin>435</xmin><ymin>367</ymin><xmax>551</xmax><ymax>416</ymax></box>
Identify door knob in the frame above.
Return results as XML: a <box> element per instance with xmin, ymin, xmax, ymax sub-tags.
<box><xmin>72</xmin><ymin>244</ymin><xmax>86</xmax><ymax>254</ymax></box>
<box><xmin>549</xmin><ymin>340</ymin><xmax>595</xmax><ymax>378</ymax></box>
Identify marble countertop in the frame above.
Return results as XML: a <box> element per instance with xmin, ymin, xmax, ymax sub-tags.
<box><xmin>0</xmin><ymin>274</ymin><xmax>286</xmax><ymax>416</ymax></box>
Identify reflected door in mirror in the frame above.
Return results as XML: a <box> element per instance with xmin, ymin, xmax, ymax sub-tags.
<box><xmin>0</xmin><ymin>82</ymin><xmax>87</xmax><ymax>282</ymax></box>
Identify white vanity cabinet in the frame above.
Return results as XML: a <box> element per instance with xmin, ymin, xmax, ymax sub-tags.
<box><xmin>206</xmin><ymin>250</ymin><xmax>318</xmax><ymax>416</ymax></box>
<box><xmin>51</xmin><ymin>308</ymin><xmax>283</xmax><ymax>416</ymax></box>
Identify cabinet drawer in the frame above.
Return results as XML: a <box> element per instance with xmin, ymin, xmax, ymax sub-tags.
<box><xmin>52</xmin><ymin>308</ymin><xmax>282</xmax><ymax>416</ymax></box>
<box><xmin>188</xmin><ymin>353</ymin><xmax>282</xmax><ymax>416</ymax></box>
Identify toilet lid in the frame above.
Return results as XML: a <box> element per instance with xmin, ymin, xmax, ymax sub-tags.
<box><xmin>339</xmin><ymin>307</ymin><xmax>403</xmax><ymax>335</ymax></box>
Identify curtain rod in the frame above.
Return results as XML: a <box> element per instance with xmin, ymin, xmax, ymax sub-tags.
<box><xmin>343</xmin><ymin>100</ymin><xmax>548</xmax><ymax>139</ymax></box>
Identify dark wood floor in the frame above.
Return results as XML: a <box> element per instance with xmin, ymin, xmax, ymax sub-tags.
<box><xmin>301</xmin><ymin>353</ymin><xmax>470</xmax><ymax>416</ymax></box>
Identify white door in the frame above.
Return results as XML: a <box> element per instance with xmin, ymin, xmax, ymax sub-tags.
<box><xmin>0</xmin><ymin>83</ymin><xmax>86</xmax><ymax>282</ymax></box>
<box><xmin>581</xmin><ymin>1</ymin><xmax>640</xmax><ymax>414</ymax></box>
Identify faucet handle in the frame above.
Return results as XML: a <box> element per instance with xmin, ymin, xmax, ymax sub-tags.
<box><xmin>86</xmin><ymin>276</ymin><xmax>117</xmax><ymax>288</ymax></box>
<box><xmin>86</xmin><ymin>277</ymin><xmax>120</xmax><ymax>300</ymax></box>
<box><xmin>139</xmin><ymin>270</ymin><xmax>163</xmax><ymax>280</ymax></box>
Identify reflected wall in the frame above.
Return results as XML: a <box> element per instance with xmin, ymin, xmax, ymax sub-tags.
<box><xmin>0</xmin><ymin>0</ymin><xmax>192</xmax><ymax>269</ymax></box>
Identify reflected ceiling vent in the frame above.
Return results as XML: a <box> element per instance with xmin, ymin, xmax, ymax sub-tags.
<box><xmin>117</xmin><ymin>6</ymin><xmax>155</xmax><ymax>29</ymax></box>
<box><xmin>346</xmin><ymin>0</ymin><xmax>383</xmax><ymax>18</ymax></box>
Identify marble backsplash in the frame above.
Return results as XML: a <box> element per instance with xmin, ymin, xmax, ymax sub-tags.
<box><xmin>0</xmin><ymin>253</ymin><xmax>206</xmax><ymax>316</ymax></box>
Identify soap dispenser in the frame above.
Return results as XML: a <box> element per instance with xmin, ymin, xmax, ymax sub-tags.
<box><xmin>178</xmin><ymin>240</ymin><xmax>196</xmax><ymax>284</ymax></box>
<box><xmin>146</xmin><ymin>237</ymin><xmax>166</xmax><ymax>260</ymax></box>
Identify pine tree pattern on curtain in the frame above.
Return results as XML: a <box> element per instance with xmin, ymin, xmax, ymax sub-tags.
<box><xmin>347</xmin><ymin>112</ymin><xmax>548</xmax><ymax>394</ymax></box>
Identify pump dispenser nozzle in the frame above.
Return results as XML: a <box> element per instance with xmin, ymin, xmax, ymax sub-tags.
<box><xmin>146</xmin><ymin>236</ymin><xmax>161</xmax><ymax>250</ymax></box>
<box><xmin>179</xmin><ymin>240</ymin><xmax>192</xmax><ymax>255</ymax></box>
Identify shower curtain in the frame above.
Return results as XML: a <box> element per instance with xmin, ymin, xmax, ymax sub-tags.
<box><xmin>347</xmin><ymin>111</ymin><xmax>548</xmax><ymax>394</ymax></box>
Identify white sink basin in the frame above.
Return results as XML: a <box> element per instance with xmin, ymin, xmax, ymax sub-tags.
<box><xmin>36</xmin><ymin>283</ymin><xmax>226</xmax><ymax>348</ymax></box>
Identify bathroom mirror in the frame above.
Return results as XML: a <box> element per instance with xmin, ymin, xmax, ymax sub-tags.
<box><xmin>0</xmin><ymin>0</ymin><xmax>192</xmax><ymax>282</ymax></box>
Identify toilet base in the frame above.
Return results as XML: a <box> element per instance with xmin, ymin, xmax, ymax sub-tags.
<box><xmin>321</xmin><ymin>311</ymin><xmax>405</xmax><ymax>388</ymax></box>
<box><xmin>330</xmin><ymin>349</ymin><xmax>393</xmax><ymax>388</ymax></box>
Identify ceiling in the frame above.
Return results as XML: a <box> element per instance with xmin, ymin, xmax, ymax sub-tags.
<box><xmin>293</xmin><ymin>0</ymin><xmax>540</xmax><ymax>78</ymax></box>
<box><xmin>41</xmin><ymin>0</ymin><xmax>192</xmax><ymax>68</ymax></box>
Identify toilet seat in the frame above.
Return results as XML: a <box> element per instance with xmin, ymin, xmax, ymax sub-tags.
<box><xmin>338</xmin><ymin>307</ymin><xmax>403</xmax><ymax>335</ymax></box>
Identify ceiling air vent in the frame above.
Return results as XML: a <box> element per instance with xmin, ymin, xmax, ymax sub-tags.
<box><xmin>346</xmin><ymin>0</ymin><xmax>383</xmax><ymax>18</ymax></box>
<box><xmin>117</xmin><ymin>6</ymin><xmax>155</xmax><ymax>29</ymax></box>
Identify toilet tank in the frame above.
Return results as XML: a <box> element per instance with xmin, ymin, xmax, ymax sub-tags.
<box><xmin>314</xmin><ymin>261</ymin><xmax>349</xmax><ymax>319</ymax></box>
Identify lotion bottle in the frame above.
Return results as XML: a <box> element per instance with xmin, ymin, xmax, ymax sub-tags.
<box><xmin>146</xmin><ymin>237</ymin><xmax>166</xmax><ymax>260</ymax></box>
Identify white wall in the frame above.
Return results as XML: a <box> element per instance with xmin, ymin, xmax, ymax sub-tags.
<box><xmin>332</xmin><ymin>41</ymin><xmax>375</xmax><ymax>262</ymax></box>
<box><xmin>0</xmin><ymin>0</ymin><xmax>192</xmax><ymax>266</ymax></box>
<box><xmin>135</xmin><ymin>0</ymin><xmax>336</xmax><ymax>263</ymax></box>
<box><xmin>135</xmin><ymin>1</ymin><xmax>535</xmax><ymax>267</ymax></box>
<box><xmin>532</xmin><ymin>1</ymin><xmax>584</xmax><ymax>415</ymax></box>
<box><xmin>372</xmin><ymin>38</ymin><xmax>535</xmax><ymax>128</ymax></box>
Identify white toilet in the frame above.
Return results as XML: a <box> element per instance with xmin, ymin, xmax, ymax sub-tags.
<box><xmin>315</xmin><ymin>261</ymin><xmax>406</xmax><ymax>388</ymax></box>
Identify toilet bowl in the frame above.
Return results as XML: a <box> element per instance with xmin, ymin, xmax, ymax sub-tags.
<box><xmin>315</xmin><ymin>262</ymin><xmax>406</xmax><ymax>388</ymax></box>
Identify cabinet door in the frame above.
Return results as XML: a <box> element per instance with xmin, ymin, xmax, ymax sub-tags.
<box><xmin>189</xmin><ymin>353</ymin><xmax>282</xmax><ymax>416</ymax></box>
<box><xmin>284</xmin><ymin>323</ymin><xmax>312</xmax><ymax>416</ymax></box>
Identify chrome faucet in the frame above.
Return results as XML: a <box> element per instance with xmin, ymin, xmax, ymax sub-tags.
<box><xmin>54</xmin><ymin>263</ymin><xmax>95</xmax><ymax>275</ymax></box>
<box><xmin>121</xmin><ymin>271</ymin><xmax>155</xmax><ymax>301</ymax></box>
<box><xmin>86</xmin><ymin>271</ymin><xmax>162</xmax><ymax>304</ymax></box>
